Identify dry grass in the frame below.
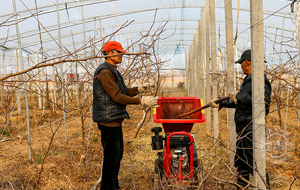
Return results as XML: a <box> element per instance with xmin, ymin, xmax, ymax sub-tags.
<box><xmin>0</xmin><ymin>88</ymin><xmax>299</xmax><ymax>189</ymax></box>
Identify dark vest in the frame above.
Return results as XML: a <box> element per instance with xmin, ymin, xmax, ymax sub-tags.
<box><xmin>92</xmin><ymin>62</ymin><xmax>129</xmax><ymax>123</ymax></box>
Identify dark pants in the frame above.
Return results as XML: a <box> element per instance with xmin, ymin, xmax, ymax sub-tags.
<box><xmin>235</xmin><ymin>131</ymin><xmax>253</xmax><ymax>187</ymax></box>
<box><xmin>235</xmin><ymin>130</ymin><xmax>270</xmax><ymax>188</ymax></box>
<box><xmin>98</xmin><ymin>124</ymin><xmax>123</xmax><ymax>190</ymax></box>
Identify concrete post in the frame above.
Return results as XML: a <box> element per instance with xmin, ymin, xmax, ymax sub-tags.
<box><xmin>185</xmin><ymin>48</ymin><xmax>189</xmax><ymax>93</ymax></box>
<box><xmin>189</xmin><ymin>45</ymin><xmax>192</xmax><ymax>96</ymax></box>
<box><xmin>297</xmin><ymin>2</ymin><xmax>300</xmax><ymax>130</ymax></box>
<box><xmin>234</xmin><ymin>45</ymin><xmax>238</xmax><ymax>90</ymax></box>
<box><xmin>225</xmin><ymin>0</ymin><xmax>236</xmax><ymax>170</ymax></box>
<box><xmin>197</xmin><ymin>23</ymin><xmax>202</xmax><ymax>99</ymax></box>
<box><xmin>191</xmin><ymin>36</ymin><xmax>196</xmax><ymax>96</ymax></box>
<box><xmin>36</xmin><ymin>54</ymin><xmax>42</xmax><ymax>110</ymax></box>
<box><xmin>200</xmin><ymin>8</ymin><xmax>205</xmax><ymax>102</ymax></box>
<box><xmin>205</xmin><ymin>0</ymin><xmax>211</xmax><ymax>133</ymax></box>
<box><xmin>194</xmin><ymin>27</ymin><xmax>201</xmax><ymax>98</ymax></box>
<box><xmin>251</xmin><ymin>0</ymin><xmax>267</xmax><ymax>188</ymax></box>
<box><xmin>188</xmin><ymin>45</ymin><xmax>193</xmax><ymax>96</ymax></box>
<box><xmin>210</xmin><ymin>0</ymin><xmax>219</xmax><ymax>142</ymax></box>
<box><xmin>171</xmin><ymin>69</ymin><xmax>174</xmax><ymax>88</ymax></box>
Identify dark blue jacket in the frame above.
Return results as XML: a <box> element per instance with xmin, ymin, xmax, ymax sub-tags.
<box><xmin>219</xmin><ymin>74</ymin><xmax>271</xmax><ymax>132</ymax></box>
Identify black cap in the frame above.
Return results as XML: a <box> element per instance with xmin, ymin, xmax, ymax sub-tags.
<box><xmin>235</xmin><ymin>49</ymin><xmax>267</xmax><ymax>64</ymax></box>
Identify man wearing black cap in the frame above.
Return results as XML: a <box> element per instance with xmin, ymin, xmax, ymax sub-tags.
<box><xmin>208</xmin><ymin>49</ymin><xmax>271</xmax><ymax>188</ymax></box>
<box><xmin>93</xmin><ymin>41</ymin><xmax>158</xmax><ymax>190</ymax></box>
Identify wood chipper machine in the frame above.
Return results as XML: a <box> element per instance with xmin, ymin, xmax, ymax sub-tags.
<box><xmin>151</xmin><ymin>97</ymin><xmax>205</xmax><ymax>185</ymax></box>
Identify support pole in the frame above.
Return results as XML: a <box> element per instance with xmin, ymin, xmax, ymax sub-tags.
<box><xmin>12</xmin><ymin>0</ymin><xmax>32</xmax><ymax>163</ymax></box>
<box><xmin>196</xmin><ymin>27</ymin><xmax>200</xmax><ymax>98</ymax></box>
<box><xmin>171</xmin><ymin>69</ymin><xmax>174</xmax><ymax>88</ymax></box>
<box><xmin>0</xmin><ymin>53</ymin><xmax>2</xmax><ymax>78</ymax></box>
<box><xmin>297</xmin><ymin>2</ymin><xmax>300</xmax><ymax>130</ymax></box>
<box><xmin>75</xmin><ymin>55</ymin><xmax>79</xmax><ymax>99</ymax></box>
<box><xmin>56</xmin><ymin>0</ymin><xmax>67</xmax><ymax>142</ymax></box>
<box><xmin>210</xmin><ymin>0</ymin><xmax>219</xmax><ymax>142</ymax></box>
<box><xmin>189</xmin><ymin>45</ymin><xmax>192</xmax><ymax>96</ymax></box>
<box><xmin>82</xmin><ymin>4</ymin><xmax>87</xmax><ymax>101</ymax></box>
<box><xmin>36</xmin><ymin>54</ymin><xmax>42</xmax><ymax>110</ymax></box>
<box><xmin>200</xmin><ymin>8</ymin><xmax>205</xmax><ymax>102</ymax></box>
<box><xmin>52</xmin><ymin>58</ymin><xmax>57</xmax><ymax>111</ymax></box>
<box><xmin>224</xmin><ymin>0</ymin><xmax>236</xmax><ymax>170</ymax></box>
<box><xmin>191</xmin><ymin>35</ymin><xmax>196</xmax><ymax>96</ymax></box>
<box><xmin>250</xmin><ymin>0</ymin><xmax>267</xmax><ymax>188</ymax></box>
<box><xmin>196</xmin><ymin>23</ymin><xmax>201</xmax><ymax>99</ymax></box>
<box><xmin>234</xmin><ymin>45</ymin><xmax>238</xmax><ymax>90</ymax></box>
<box><xmin>205</xmin><ymin>0</ymin><xmax>211</xmax><ymax>133</ymax></box>
<box><xmin>14</xmin><ymin>50</ymin><xmax>21</xmax><ymax>115</ymax></box>
<box><xmin>185</xmin><ymin>48</ymin><xmax>189</xmax><ymax>93</ymax></box>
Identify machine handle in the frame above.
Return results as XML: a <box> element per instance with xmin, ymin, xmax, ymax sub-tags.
<box><xmin>177</xmin><ymin>96</ymin><xmax>230</xmax><ymax>118</ymax></box>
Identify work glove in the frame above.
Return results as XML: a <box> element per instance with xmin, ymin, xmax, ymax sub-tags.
<box><xmin>141</xmin><ymin>96</ymin><xmax>159</xmax><ymax>108</ymax></box>
<box><xmin>208</xmin><ymin>98</ymin><xmax>219</xmax><ymax>108</ymax></box>
<box><xmin>229</xmin><ymin>91</ymin><xmax>238</xmax><ymax>104</ymax></box>
<box><xmin>138</xmin><ymin>83</ymin><xmax>156</xmax><ymax>93</ymax></box>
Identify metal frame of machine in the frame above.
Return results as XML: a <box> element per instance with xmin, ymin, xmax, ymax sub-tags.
<box><xmin>152</xmin><ymin>97</ymin><xmax>205</xmax><ymax>185</ymax></box>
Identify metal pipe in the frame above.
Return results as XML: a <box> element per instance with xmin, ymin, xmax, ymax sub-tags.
<box><xmin>1</xmin><ymin>3</ymin><xmax>292</xmax><ymax>27</ymax></box>
<box><xmin>14</xmin><ymin>50</ymin><xmax>22</xmax><ymax>115</ymax></box>
<box><xmin>52</xmin><ymin>61</ymin><xmax>57</xmax><ymax>111</ymax></box>
<box><xmin>7</xmin><ymin>19</ymin><xmax>293</xmax><ymax>49</ymax></box>
<box><xmin>57</xmin><ymin>0</ymin><xmax>67</xmax><ymax>142</ymax></box>
<box><xmin>82</xmin><ymin>4</ymin><xmax>87</xmax><ymax>101</ymax></box>
<box><xmin>12</xmin><ymin>0</ymin><xmax>32</xmax><ymax>163</ymax></box>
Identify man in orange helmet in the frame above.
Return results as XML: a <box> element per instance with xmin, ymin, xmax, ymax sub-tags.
<box><xmin>93</xmin><ymin>41</ymin><xmax>158</xmax><ymax>190</ymax></box>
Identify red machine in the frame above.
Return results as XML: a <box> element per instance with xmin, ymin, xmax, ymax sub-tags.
<box><xmin>152</xmin><ymin>97</ymin><xmax>205</xmax><ymax>184</ymax></box>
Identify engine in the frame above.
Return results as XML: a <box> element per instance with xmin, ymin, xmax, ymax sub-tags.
<box><xmin>171</xmin><ymin>147</ymin><xmax>189</xmax><ymax>173</ymax></box>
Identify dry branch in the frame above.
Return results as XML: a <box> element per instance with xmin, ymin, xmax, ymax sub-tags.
<box><xmin>37</xmin><ymin>119</ymin><xmax>62</xmax><ymax>185</ymax></box>
<box><xmin>213</xmin><ymin>176</ymin><xmax>244</xmax><ymax>189</ymax></box>
<box><xmin>289</xmin><ymin>165</ymin><xmax>300</xmax><ymax>190</ymax></box>
<box><xmin>0</xmin><ymin>53</ymin><xmax>150</xmax><ymax>81</ymax></box>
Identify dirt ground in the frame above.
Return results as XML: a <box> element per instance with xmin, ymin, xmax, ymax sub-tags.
<box><xmin>0</xmin><ymin>87</ymin><xmax>300</xmax><ymax>190</ymax></box>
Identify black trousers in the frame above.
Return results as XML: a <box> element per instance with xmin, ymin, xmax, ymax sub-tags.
<box><xmin>235</xmin><ymin>130</ymin><xmax>270</xmax><ymax>188</ymax></box>
<box><xmin>235</xmin><ymin>131</ymin><xmax>253</xmax><ymax>187</ymax></box>
<box><xmin>98</xmin><ymin>124</ymin><xmax>123</xmax><ymax>190</ymax></box>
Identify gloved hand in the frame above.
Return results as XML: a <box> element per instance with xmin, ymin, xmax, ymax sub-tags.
<box><xmin>208</xmin><ymin>98</ymin><xmax>219</xmax><ymax>108</ymax></box>
<box><xmin>141</xmin><ymin>96</ymin><xmax>159</xmax><ymax>108</ymax></box>
<box><xmin>138</xmin><ymin>83</ymin><xmax>156</xmax><ymax>93</ymax></box>
<box><xmin>229</xmin><ymin>92</ymin><xmax>238</xmax><ymax>104</ymax></box>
